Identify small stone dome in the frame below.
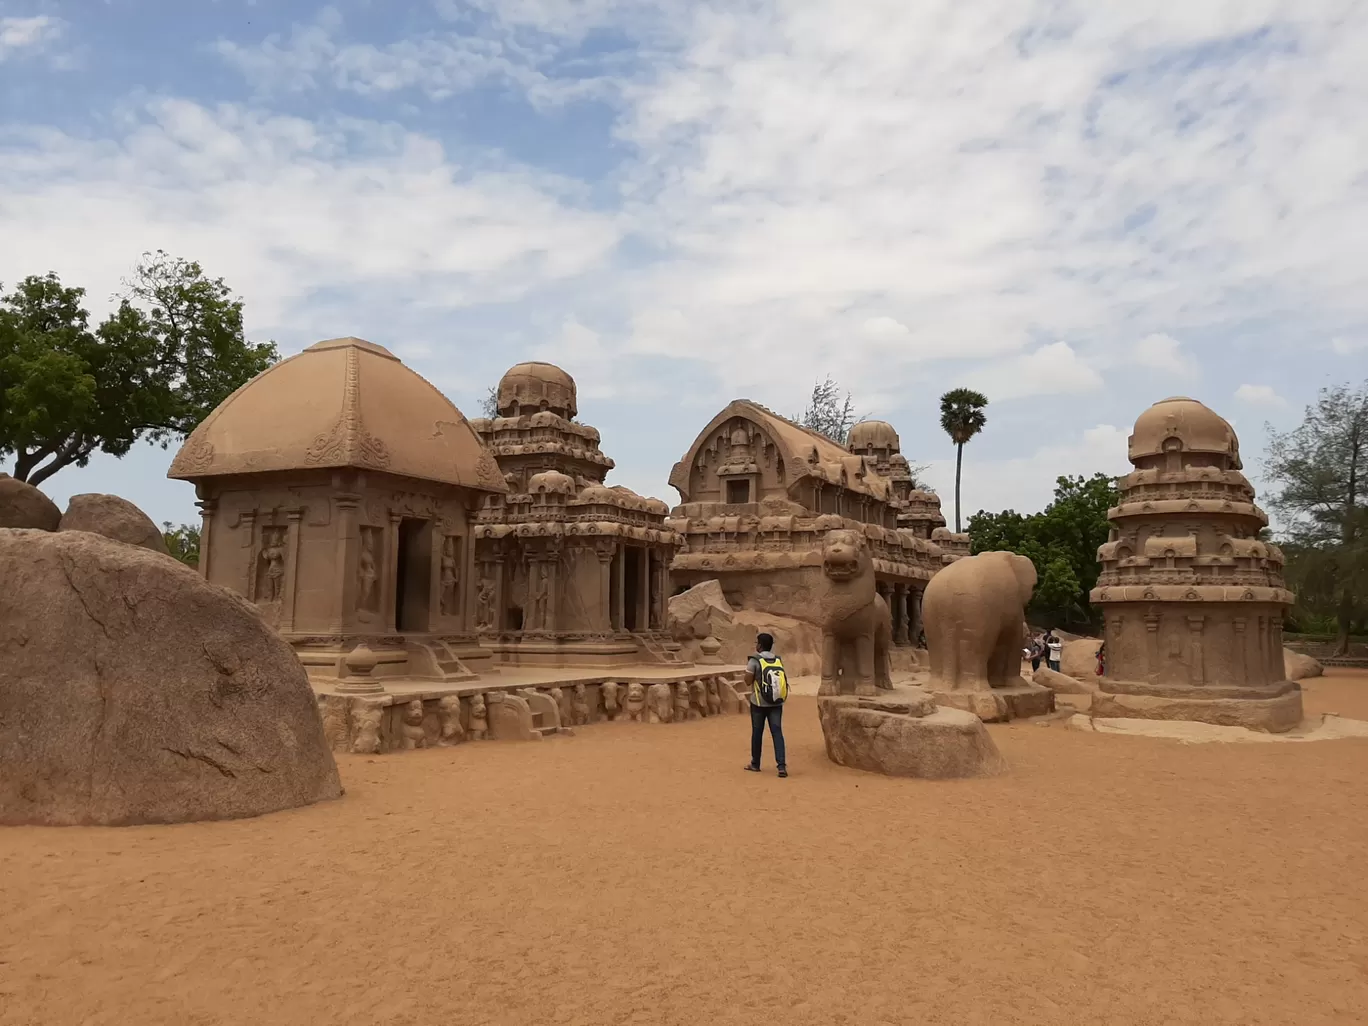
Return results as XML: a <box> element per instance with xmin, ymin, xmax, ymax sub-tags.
<box><xmin>528</xmin><ymin>470</ymin><xmax>576</xmax><ymax>495</ymax></box>
<box><xmin>847</xmin><ymin>420</ymin><xmax>900</xmax><ymax>453</ymax></box>
<box><xmin>168</xmin><ymin>337</ymin><xmax>505</xmax><ymax>493</ymax></box>
<box><xmin>497</xmin><ymin>362</ymin><xmax>577</xmax><ymax>419</ymax></box>
<box><xmin>1129</xmin><ymin>397</ymin><xmax>1241</xmax><ymax>468</ymax></box>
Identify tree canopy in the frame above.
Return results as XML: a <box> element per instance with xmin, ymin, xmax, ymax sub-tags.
<box><xmin>1264</xmin><ymin>380</ymin><xmax>1368</xmax><ymax>651</ymax></box>
<box><xmin>0</xmin><ymin>252</ymin><xmax>278</xmax><ymax>485</ymax></box>
<box><xmin>939</xmin><ymin>387</ymin><xmax>989</xmax><ymax>532</ymax></box>
<box><xmin>162</xmin><ymin>522</ymin><xmax>201</xmax><ymax>567</ymax></box>
<box><xmin>794</xmin><ymin>376</ymin><xmax>860</xmax><ymax>445</ymax></box>
<box><xmin>968</xmin><ymin>472</ymin><xmax>1119</xmax><ymax>629</ymax></box>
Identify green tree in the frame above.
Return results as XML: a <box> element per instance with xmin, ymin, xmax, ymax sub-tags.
<box><xmin>968</xmin><ymin>472</ymin><xmax>1119</xmax><ymax>629</ymax></box>
<box><xmin>939</xmin><ymin>387</ymin><xmax>989</xmax><ymax>532</ymax></box>
<box><xmin>1264</xmin><ymin>381</ymin><xmax>1368</xmax><ymax>654</ymax></box>
<box><xmin>794</xmin><ymin>376</ymin><xmax>859</xmax><ymax>444</ymax></box>
<box><xmin>480</xmin><ymin>385</ymin><xmax>498</xmax><ymax>418</ymax></box>
<box><xmin>0</xmin><ymin>252</ymin><xmax>278</xmax><ymax>486</ymax></box>
<box><xmin>162</xmin><ymin>521</ymin><xmax>201</xmax><ymax>567</ymax></box>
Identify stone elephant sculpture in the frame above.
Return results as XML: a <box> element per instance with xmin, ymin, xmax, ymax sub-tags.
<box><xmin>923</xmin><ymin>551</ymin><xmax>1036</xmax><ymax>692</ymax></box>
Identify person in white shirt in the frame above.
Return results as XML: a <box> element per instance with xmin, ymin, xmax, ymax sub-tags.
<box><xmin>1046</xmin><ymin>633</ymin><xmax>1063</xmax><ymax>673</ymax></box>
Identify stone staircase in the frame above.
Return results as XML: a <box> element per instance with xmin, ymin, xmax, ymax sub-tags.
<box><xmin>635</xmin><ymin>634</ymin><xmax>687</xmax><ymax>665</ymax></box>
<box><xmin>406</xmin><ymin>640</ymin><xmax>479</xmax><ymax>682</ymax></box>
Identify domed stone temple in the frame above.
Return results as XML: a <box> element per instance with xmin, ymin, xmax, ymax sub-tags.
<box><xmin>169</xmin><ymin>337</ymin><xmax>508</xmax><ymax>683</ymax></box>
<box><xmin>669</xmin><ymin>403</ymin><xmax>958</xmax><ymax>643</ymax></box>
<box><xmin>468</xmin><ymin>362</ymin><xmax>685</xmax><ymax>665</ymax></box>
<box><xmin>1089</xmin><ymin>397</ymin><xmax>1303</xmax><ymax>732</ymax></box>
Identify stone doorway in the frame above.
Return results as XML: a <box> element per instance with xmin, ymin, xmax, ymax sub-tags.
<box><xmin>395</xmin><ymin>518</ymin><xmax>433</xmax><ymax>632</ymax></box>
<box><xmin>623</xmin><ymin>547</ymin><xmax>644</xmax><ymax>632</ymax></box>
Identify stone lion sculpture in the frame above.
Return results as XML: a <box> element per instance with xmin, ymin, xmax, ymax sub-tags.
<box><xmin>816</xmin><ymin>529</ymin><xmax>893</xmax><ymax>697</ymax></box>
<box><xmin>922</xmin><ymin>550</ymin><xmax>1037</xmax><ymax>693</ymax></box>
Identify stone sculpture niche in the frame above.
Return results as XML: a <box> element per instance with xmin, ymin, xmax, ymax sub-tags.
<box><xmin>921</xmin><ymin>551</ymin><xmax>1054</xmax><ymax>722</ymax></box>
<box><xmin>815</xmin><ymin>530</ymin><xmax>893</xmax><ymax>697</ymax></box>
<box><xmin>256</xmin><ymin>525</ymin><xmax>288</xmax><ymax>604</ymax></box>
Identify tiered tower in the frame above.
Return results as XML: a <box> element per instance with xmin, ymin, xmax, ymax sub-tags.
<box><xmin>1089</xmin><ymin>397</ymin><xmax>1301</xmax><ymax>732</ymax></box>
<box><xmin>470</xmin><ymin>362</ymin><xmax>683</xmax><ymax>666</ymax></box>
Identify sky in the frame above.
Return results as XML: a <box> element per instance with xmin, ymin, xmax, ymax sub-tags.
<box><xmin>2</xmin><ymin>0</ymin><xmax>1366</xmax><ymax>530</ymax></box>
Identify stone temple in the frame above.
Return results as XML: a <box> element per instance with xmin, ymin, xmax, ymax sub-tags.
<box><xmin>668</xmin><ymin>401</ymin><xmax>962</xmax><ymax>646</ymax></box>
<box><xmin>468</xmin><ymin>362</ymin><xmax>684</xmax><ymax>666</ymax></box>
<box><xmin>1089</xmin><ymin>397</ymin><xmax>1303</xmax><ymax>732</ymax></box>
<box><xmin>169</xmin><ymin>337</ymin><xmax>507</xmax><ymax>684</ymax></box>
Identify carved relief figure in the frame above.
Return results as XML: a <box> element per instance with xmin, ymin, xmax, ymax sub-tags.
<box><xmin>319</xmin><ymin>695</ymin><xmax>348</xmax><ymax>750</ymax></box>
<box><xmin>258</xmin><ymin>527</ymin><xmax>287</xmax><ymax>603</ymax></box>
<box><xmin>439</xmin><ymin>536</ymin><xmax>460</xmax><ymax>616</ymax></box>
<box><xmin>469</xmin><ymin>693</ymin><xmax>488</xmax><ymax>740</ymax></box>
<box><xmin>689</xmin><ymin>679</ymin><xmax>708</xmax><ymax>719</ymax></box>
<box><xmin>705</xmin><ymin>679</ymin><xmax>722</xmax><ymax>716</ymax></box>
<box><xmin>529</xmin><ymin>561</ymin><xmax>550</xmax><ymax>630</ymax></box>
<box><xmin>624</xmin><ymin>683</ymin><xmax>646</xmax><ymax>722</ymax></box>
<box><xmin>351</xmin><ymin>702</ymin><xmax>383</xmax><ymax>754</ymax></box>
<box><xmin>815</xmin><ymin>529</ymin><xmax>894</xmax><ymax>697</ymax></box>
<box><xmin>647</xmin><ymin>682</ymin><xmax>673</xmax><ymax>724</ymax></box>
<box><xmin>400</xmin><ymin>699</ymin><xmax>427</xmax><ymax>750</ymax></box>
<box><xmin>673</xmin><ymin>682</ymin><xmax>690</xmax><ymax>723</ymax></box>
<box><xmin>475</xmin><ymin>577</ymin><xmax>495</xmax><ymax>630</ymax></box>
<box><xmin>357</xmin><ymin>527</ymin><xmax>380</xmax><ymax>612</ymax></box>
<box><xmin>571</xmin><ymin>683</ymin><xmax>591</xmax><ymax>726</ymax></box>
<box><xmin>438</xmin><ymin>695</ymin><xmax>465</xmax><ymax>745</ymax></box>
<box><xmin>548</xmin><ymin>686</ymin><xmax>573</xmax><ymax>727</ymax></box>
<box><xmin>601</xmin><ymin>681</ymin><xmax>621</xmax><ymax>722</ymax></box>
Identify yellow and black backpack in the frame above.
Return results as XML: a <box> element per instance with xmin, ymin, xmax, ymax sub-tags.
<box><xmin>754</xmin><ymin>655</ymin><xmax>789</xmax><ymax>705</ymax></box>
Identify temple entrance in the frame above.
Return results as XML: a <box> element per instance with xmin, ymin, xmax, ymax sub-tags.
<box><xmin>623</xmin><ymin>547</ymin><xmax>643</xmax><ymax>632</ymax></box>
<box><xmin>395</xmin><ymin>518</ymin><xmax>433</xmax><ymax>632</ymax></box>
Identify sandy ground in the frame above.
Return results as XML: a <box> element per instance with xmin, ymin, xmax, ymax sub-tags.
<box><xmin>4</xmin><ymin>670</ymin><xmax>1368</xmax><ymax>1026</ymax></box>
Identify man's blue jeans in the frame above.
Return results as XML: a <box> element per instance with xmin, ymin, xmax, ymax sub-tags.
<box><xmin>749</xmin><ymin>703</ymin><xmax>786</xmax><ymax>770</ymax></box>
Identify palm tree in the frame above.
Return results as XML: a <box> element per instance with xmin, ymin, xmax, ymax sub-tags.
<box><xmin>939</xmin><ymin>388</ymin><xmax>989</xmax><ymax>532</ymax></box>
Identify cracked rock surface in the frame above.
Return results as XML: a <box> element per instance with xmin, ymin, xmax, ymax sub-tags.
<box><xmin>0</xmin><ymin>528</ymin><xmax>342</xmax><ymax>826</ymax></box>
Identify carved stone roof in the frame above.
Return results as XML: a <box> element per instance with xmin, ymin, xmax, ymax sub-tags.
<box><xmin>497</xmin><ymin>361</ymin><xmax>577</xmax><ymax>419</ymax></box>
<box><xmin>670</xmin><ymin>399</ymin><xmax>894</xmax><ymax>502</ymax></box>
<box><xmin>846</xmin><ymin>420</ymin><xmax>901</xmax><ymax>453</ymax></box>
<box><xmin>1128</xmin><ymin>397</ymin><xmax>1242</xmax><ymax>468</ymax></box>
<box><xmin>168</xmin><ymin>337</ymin><xmax>506</xmax><ymax>493</ymax></box>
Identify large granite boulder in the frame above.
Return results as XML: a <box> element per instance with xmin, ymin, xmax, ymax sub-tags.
<box><xmin>0</xmin><ymin>474</ymin><xmax>60</xmax><ymax>531</ymax></box>
<box><xmin>0</xmin><ymin>529</ymin><xmax>343</xmax><ymax>826</ymax></box>
<box><xmin>667</xmin><ymin>579</ymin><xmax>734</xmax><ymax>639</ymax></box>
<box><xmin>60</xmin><ymin>492</ymin><xmax>168</xmax><ymax>553</ymax></box>
<box><xmin>1060</xmin><ymin>637</ymin><xmax>1103</xmax><ymax>680</ymax></box>
<box><xmin>1033</xmin><ymin>664</ymin><xmax>1097</xmax><ymax>695</ymax></box>
<box><xmin>1284</xmin><ymin>648</ymin><xmax>1324</xmax><ymax>681</ymax></box>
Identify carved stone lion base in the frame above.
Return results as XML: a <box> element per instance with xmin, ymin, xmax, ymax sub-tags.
<box><xmin>817</xmin><ymin>687</ymin><xmax>1008</xmax><ymax>779</ymax></box>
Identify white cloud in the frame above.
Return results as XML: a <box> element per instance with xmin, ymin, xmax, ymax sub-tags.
<box><xmin>1331</xmin><ymin>336</ymin><xmax>1366</xmax><ymax>355</ymax></box>
<box><xmin>970</xmin><ymin>342</ymin><xmax>1105</xmax><ymax>401</ymax></box>
<box><xmin>1132</xmin><ymin>332</ymin><xmax>1199</xmax><ymax>376</ymax></box>
<box><xmin>921</xmin><ymin>423</ymin><xmax>1133</xmax><ymax>522</ymax></box>
<box><xmin>0</xmin><ymin>15</ymin><xmax>61</xmax><ymax>61</ymax></box>
<box><xmin>0</xmin><ymin>98</ymin><xmax>622</xmax><ymax>330</ymax></box>
<box><xmin>1234</xmin><ymin>383</ymin><xmax>1287</xmax><ymax>406</ymax></box>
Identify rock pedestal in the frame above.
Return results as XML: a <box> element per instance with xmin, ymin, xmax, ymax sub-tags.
<box><xmin>817</xmin><ymin>686</ymin><xmax>1007</xmax><ymax>779</ymax></box>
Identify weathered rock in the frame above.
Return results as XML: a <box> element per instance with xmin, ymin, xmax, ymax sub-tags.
<box><xmin>0</xmin><ymin>474</ymin><xmax>60</xmax><ymax>531</ymax></box>
<box><xmin>1060</xmin><ymin>638</ymin><xmax>1102</xmax><ymax>680</ymax></box>
<box><xmin>1090</xmin><ymin>683</ymin><xmax>1304</xmax><ymax>734</ymax></box>
<box><xmin>1284</xmin><ymin>648</ymin><xmax>1323</xmax><ymax>681</ymax></box>
<box><xmin>667</xmin><ymin>580</ymin><xmax>734</xmax><ymax>639</ymax></box>
<box><xmin>817</xmin><ymin>691</ymin><xmax>1008</xmax><ymax>779</ymax></box>
<box><xmin>59</xmin><ymin>493</ymin><xmax>168</xmax><ymax>553</ymax></box>
<box><xmin>0</xmin><ymin>529</ymin><xmax>343</xmax><ymax>826</ymax></box>
<box><xmin>1033</xmin><ymin>664</ymin><xmax>1097</xmax><ymax>695</ymax></box>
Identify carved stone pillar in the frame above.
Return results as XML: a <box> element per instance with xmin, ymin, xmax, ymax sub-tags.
<box><xmin>1233</xmin><ymin>616</ymin><xmax>1248</xmax><ymax>684</ymax></box>
<box><xmin>492</xmin><ymin>555</ymin><xmax>506</xmax><ymax>632</ymax></box>
<box><xmin>1186</xmin><ymin>615</ymin><xmax>1206</xmax><ymax>687</ymax></box>
<box><xmin>384</xmin><ymin>513</ymin><xmax>401</xmax><ymax>633</ymax></box>
<box><xmin>427</xmin><ymin>521</ymin><xmax>445</xmax><ymax>632</ymax></box>
<box><xmin>1270</xmin><ymin>615</ymin><xmax>1285</xmax><ymax>683</ymax></box>
<box><xmin>195</xmin><ymin>496</ymin><xmax>217</xmax><ymax>581</ymax></box>
<box><xmin>613</xmin><ymin>545</ymin><xmax>626</xmax><ymax>632</ymax></box>
<box><xmin>241</xmin><ymin>510</ymin><xmax>259</xmax><ymax>599</ymax></box>
<box><xmin>330</xmin><ymin>494</ymin><xmax>361</xmax><ymax>635</ymax></box>
<box><xmin>545</xmin><ymin>550</ymin><xmax>560</xmax><ymax>633</ymax></box>
<box><xmin>910</xmin><ymin>587</ymin><xmax>924</xmax><ymax>646</ymax></box>
<box><xmin>892</xmin><ymin>585</ymin><xmax>909</xmax><ymax>646</ymax></box>
<box><xmin>1255</xmin><ymin>615</ymin><xmax>1267</xmax><ymax>684</ymax></box>
<box><xmin>280</xmin><ymin>508</ymin><xmax>303</xmax><ymax>634</ymax></box>
<box><xmin>596</xmin><ymin>544</ymin><xmax>614</xmax><ymax>632</ymax></box>
<box><xmin>636</xmin><ymin>546</ymin><xmax>650</xmax><ymax>634</ymax></box>
<box><xmin>461</xmin><ymin>523</ymin><xmax>477</xmax><ymax>633</ymax></box>
<box><xmin>1144</xmin><ymin>613</ymin><xmax>1161</xmax><ymax>683</ymax></box>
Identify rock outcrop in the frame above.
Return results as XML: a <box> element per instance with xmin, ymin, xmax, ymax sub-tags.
<box><xmin>0</xmin><ymin>475</ymin><xmax>60</xmax><ymax>531</ymax></box>
<box><xmin>1060</xmin><ymin>638</ymin><xmax>1102</xmax><ymax>680</ymax></box>
<box><xmin>0</xmin><ymin>529</ymin><xmax>343</xmax><ymax>826</ymax></box>
<box><xmin>59</xmin><ymin>493</ymin><xmax>168</xmax><ymax>553</ymax></box>
<box><xmin>1284</xmin><ymin>649</ymin><xmax>1324</xmax><ymax>682</ymax></box>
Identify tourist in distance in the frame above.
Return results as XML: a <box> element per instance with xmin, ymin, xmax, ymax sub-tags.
<box><xmin>1029</xmin><ymin>633</ymin><xmax>1044</xmax><ymax>673</ymax></box>
<box><xmin>1045</xmin><ymin>632</ymin><xmax>1063</xmax><ymax>673</ymax></box>
<box><xmin>743</xmin><ymin>632</ymin><xmax>789</xmax><ymax>778</ymax></box>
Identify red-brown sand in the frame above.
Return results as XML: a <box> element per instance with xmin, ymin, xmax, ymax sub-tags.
<box><xmin>4</xmin><ymin>670</ymin><xmax>1368</xmax><ymax>1026</ymax></box>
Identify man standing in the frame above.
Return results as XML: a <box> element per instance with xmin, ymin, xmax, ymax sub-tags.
<box><xmin>1046</xmin><ymin>632</ymin><xmax>1063</xmax><ymax>673</ymax></box>
<box><xmin>743</xmin><ymin>632</ymin><xmax>788</xmax><ymax>778</ymax></box>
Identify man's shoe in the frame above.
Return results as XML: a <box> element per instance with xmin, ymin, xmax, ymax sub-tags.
<box><xmin>744</xmin><ymin>763</ymin><xmax>761</xmax><ymax>772</ymax></box>
<box><xmin>777</xmin><ymin>768</ymin><xmax>788</xmax><ymax>778</ymax></box>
